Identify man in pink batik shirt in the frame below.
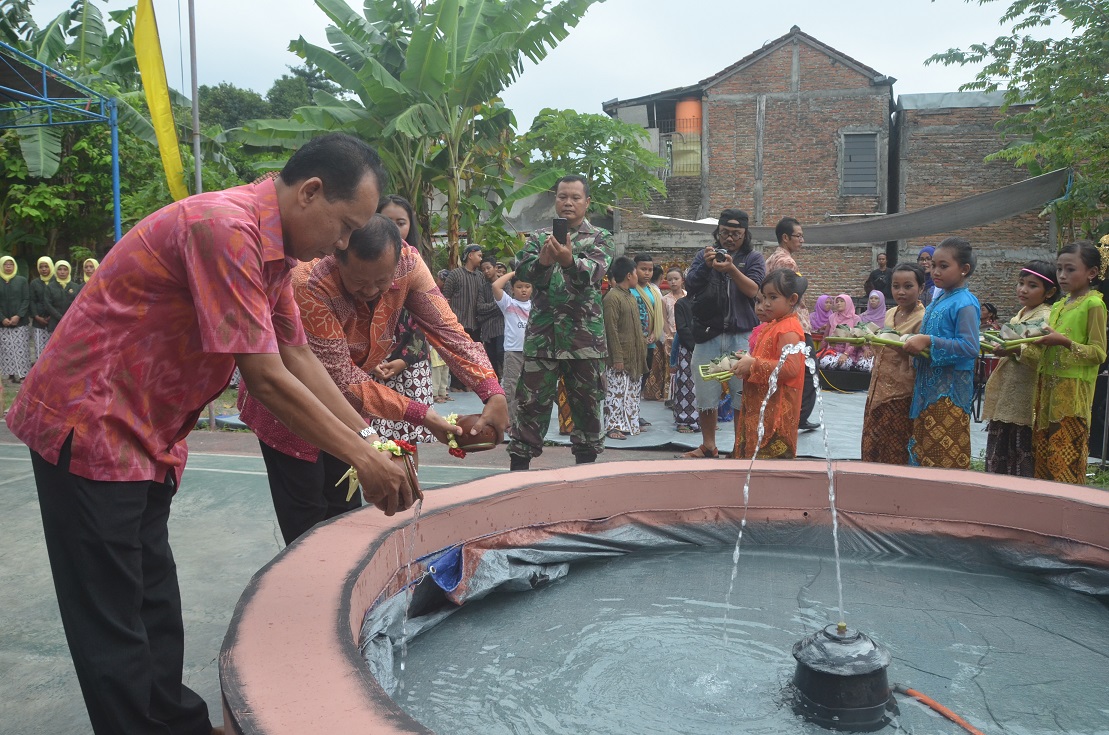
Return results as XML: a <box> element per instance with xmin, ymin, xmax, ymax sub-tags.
<box><xmin>7</xmin><ymin>133</ymin><xmax>412</xmax><ymax>735</ymax></box>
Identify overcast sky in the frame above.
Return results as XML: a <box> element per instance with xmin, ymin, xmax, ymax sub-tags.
<box><xmin>29</xmin><ymin>0</ymin><xmax>1044</xmax><ymax>129</ymax></box>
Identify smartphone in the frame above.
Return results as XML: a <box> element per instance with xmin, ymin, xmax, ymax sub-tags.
<box><xmin>552</xmin><ymin>217</ymin><xmax>569</xmax><ymax>245</ymax></box>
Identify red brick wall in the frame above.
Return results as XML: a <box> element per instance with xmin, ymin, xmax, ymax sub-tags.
<box><xmin>703</xmin><ymin>40</ymin><xmax>890</xmax><ymax>226</ymax></box>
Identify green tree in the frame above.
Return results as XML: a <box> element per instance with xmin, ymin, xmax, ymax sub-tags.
<box><xmin>199</xmin><ymin>82</ymin><xmax>271</xmax><ymax>130</ymax></box>
<box><xmin>1</xmin><ymin>2</ymin><xmax>240</xmax><ymax>260</ymax></box>
<box><xmin>927</xmin><ymin>0</ymin><xmax>1109</xmax><ymax>239</ymax></box>
<box><xmin>266</xmin><ymin>74</ymin><xmax>312</xmax><ymax>118</ymax></box>
<box><xmin>238</xmin><ymin>0</ymin><xmax>605</xmax><ymax>265</ymax></box>
<box><xmin>517</xmin><ymin>107</ymin><xmax>667</xmax><ymax>217</ymax></box>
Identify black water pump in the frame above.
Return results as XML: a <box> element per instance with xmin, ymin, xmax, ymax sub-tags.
<box><xmin>792</xmin><ymin>623</ymin><xmax>893</xmax><ymax>731</ymax></box>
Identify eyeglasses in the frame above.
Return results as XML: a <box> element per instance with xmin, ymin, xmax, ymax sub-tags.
<box><xmin>719</xmin><ymin>228</ymin><xmax>745</xmax><ymax>240</ymax></box>
<box><xmin>790</xmin><ymin>232</ymin><xmax>805</xmax><ymax>240</ymax></box>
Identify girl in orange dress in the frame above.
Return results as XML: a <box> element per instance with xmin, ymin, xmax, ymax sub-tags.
<box><xmin>730</xmin><ymin>268</ymin><xmax>807</xmax><ymax>459</ymax></box>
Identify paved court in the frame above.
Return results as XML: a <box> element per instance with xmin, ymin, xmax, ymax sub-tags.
<box><xmin>0</xmin><ymin>441</ymin><xmax>502</xmax><ymax>735</ymax></box>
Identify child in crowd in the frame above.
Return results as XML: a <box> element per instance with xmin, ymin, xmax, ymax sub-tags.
<box><xmin>903</xmin><ymin>237</ymin><xmax>980</xmax><ymax>468</ymax></box>
<box><xmin>633</xmin><ymin>254</ymin><xmax>665</xmax><ymax>407</ymax></box>
<box><xmin>492</xmin><ymin>269</ymin><xmax>533</xmax><ymax>425</ymax></box>
<box><xmin>980</xmin><ymin>302</ymin><xmax>1001</xmax><ymax>330</ymax></box>
<box><xmin>730</xmin><ymin>268</ymin><xmax>807</xmax><ymax>459</ymax></box>
<box><xmin>981</xmin><ymin>260</ymin><xmax>1058</xmax><ymax>476</ymax></box>
<box><xmin>644</xmin><ymin>263</ymin><xmax>670</xmax><ymax>401</ymax></box>
<box><xmin>917</xmin><ymin>246</ymin><xmax>937</xmax><ymax>306</ymax></box>
<box><xmin>861</xmin><ymin>264</ymin><xmax>926</xmax><ymax>464</ymax></box>
<box><xmin>1024</xmin><ymin>241</ymin><xmax>1107</xmax><ymax>484</ymax></box>
<box><xmin>819</xmin><ymin>294</ymin><xmax>863</xmax><ymax>370</ymax></box>
<box><xmin>603</xmin><ymin>257</ymin><xmax>648</xmax><ymax>440</ymax></box>
<box><xmin>669</xmin><ymin>270</ymin><xmax>700</xmax><ymax>434</ymax></box>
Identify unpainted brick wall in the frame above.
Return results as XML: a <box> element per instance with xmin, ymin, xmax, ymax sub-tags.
<box><xmin>704</xmin><ymin>41</ymin><xmax>890</xmax><ymax>224</ymax></box>
<box><xmin>898</xmin><ymin>104</ymin><xmax>1054</xmax><ymax>320</ymax></box>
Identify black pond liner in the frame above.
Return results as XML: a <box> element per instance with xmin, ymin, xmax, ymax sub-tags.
<box><xmin>360</xmin><ymin>520</ymin><xmax>1109</xmax><ymax>734</ymax></box>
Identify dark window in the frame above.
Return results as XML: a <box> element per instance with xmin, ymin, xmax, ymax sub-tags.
<box><xmin>841</xmin><ymin>133</ymin><xmax>878</xmax><ymax>196</ymax></box>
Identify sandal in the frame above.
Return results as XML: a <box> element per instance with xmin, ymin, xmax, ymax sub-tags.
<box><xmin>676</xmin><ymin>425</ymin><xmax>694</xmax><ymax>434</ymax></box>
<box><xmin>678</xmin><ymin>444</ymin><xmax>718</xmax><ymax>459</ymax></box>
<box><xmin>606</xmin><ymin>430</ymin><xmax>628</xmax><ymax>440</ymax></box>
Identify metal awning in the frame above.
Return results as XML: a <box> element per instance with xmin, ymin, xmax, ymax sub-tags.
<box><xmin>0</xmin><ymin>41</ymin><xmax>121</xmax><ymax>240</ymax></box>
<box><xmin>643</xmin><ymin>168</ymin><xmax>1069</xmax><ymax>245</ymax></box>
<box><xmin>0</xmin><ymin>49</ymin><xmax>79</xmax><ymax>102</ymax></box>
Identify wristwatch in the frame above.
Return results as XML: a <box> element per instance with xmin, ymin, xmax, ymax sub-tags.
<box><xmin>358</xmin><ymin>426</ymin><xmax>375</xmax><ymax>440</ymax></box>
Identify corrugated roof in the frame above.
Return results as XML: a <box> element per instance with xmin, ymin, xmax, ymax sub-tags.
<box><xmin>896</xmin><ymin>91</ymin><xmax>1024</xmax><ymax>110</ymax></box>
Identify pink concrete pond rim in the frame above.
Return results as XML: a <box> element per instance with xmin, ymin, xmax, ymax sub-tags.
<box><xmin>218</xmin><ymin>461</ymin><xmax>1109</xmax><ymax>735</ymax></box>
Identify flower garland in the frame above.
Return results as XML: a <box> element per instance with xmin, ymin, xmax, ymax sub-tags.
<box><xmin>337</xmin><ymin>438</ymin><xmax>418</xmax><ymax>502</ymax></box>
<box><xmin>445</xmin><ymin>413</ymin><xmax>466</xmax><ymax>458</ymax></box>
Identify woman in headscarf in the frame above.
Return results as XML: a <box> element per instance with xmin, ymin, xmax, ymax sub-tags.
<box><xmin>82</xmin><ymin>258</ymin><xmax>100</xmax><ymax>284</ymax></box>
<box><xmin>44</xmin><ymin>260</ymin><xmax>81</xmax><ymax>332</ymax></box>
<box><xmin>819</xmin><ymin>294</ymin><xmax>862</xmax><ymax>370</ymax></box>
<box><xmin>859</xmin><ymin>290</ymin><xmax>887</xmax><ymax>327</ymax></box>
<box><xmin>855</xmin><ymin>290</ymin><xmax>888</xmax><ymax>371</ymax></box>
<box><xmin>917</xmin><ymin>246</ymin><xmax>937</xmax><ymax>306</ymax></box>
<box><xmin>30</xmin><ymin>256</ymin><xmax>54</xmax><ymax>358</ymax></box>
<box><xmin>808</xmin><ymin>294</ymin><xmax>832</xmax><ymax>335</ymax></box>
<box><xmin>0</xmin><ymin>256</ymin><xmax>31</xmax><ymax>383</ymax></box>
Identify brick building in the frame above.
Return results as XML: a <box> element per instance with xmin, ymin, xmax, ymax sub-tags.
<box><xmin>895</xmin><ymin>93</ymin><xmax>1053</xmax><ymax>316</ymax></box>
<box><xmin>603</xmin><ymin>26</ymin><xmax>1054</xmax><ymax>317</ymax></box>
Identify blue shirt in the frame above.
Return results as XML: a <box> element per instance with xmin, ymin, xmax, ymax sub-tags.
<box><xmin>910</xmin><ymin>286</ymin><xmax>980</xmax><ymax>419</ymax></box>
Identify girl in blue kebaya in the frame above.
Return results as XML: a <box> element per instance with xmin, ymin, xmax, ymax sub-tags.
<box><xmin>902</xmin><ymin>237</ymin><xmax>980</xmax><ymax>468</ymax></box>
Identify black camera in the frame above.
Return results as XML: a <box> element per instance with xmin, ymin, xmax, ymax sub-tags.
<box><xmin>714</xmin><ymin>247</ymin><xmax>729</xmax><ymax>263</ymax></box>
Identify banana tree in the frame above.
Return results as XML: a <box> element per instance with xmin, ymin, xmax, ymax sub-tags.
<box><xmin>239</xmin><ymin>0</ymin><xmax>605</xmax><ymax>265</ymax></box>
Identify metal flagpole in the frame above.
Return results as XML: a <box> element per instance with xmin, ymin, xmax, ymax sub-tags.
<box><xmin>188</xmin><ymin>0</ymin><xmax>202</xmax><ymax>194</ymax></box>
<box><xmin>187</xmin><ymin>0</ymin><xmax>217</xmax><ymax>431</ymax></box>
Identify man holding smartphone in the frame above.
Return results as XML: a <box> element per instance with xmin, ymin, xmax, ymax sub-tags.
<box><xmin>507</xmin><ymin>174</ymin><xmax>614</xmax><ymax>469</ymax></box>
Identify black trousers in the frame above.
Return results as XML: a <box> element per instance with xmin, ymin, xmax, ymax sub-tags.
<box><xmin>483</xmin><ymin>334</ymin><xmax>504</xmax><ymax>378</ymax></box>
<box><xmin>31</xmin><ymin>438</ymin><xmax>212</xmax><ymax>735</ymax></box>
<box><xmin>259</xmin><ymin>441</ymin><xmax>359</xmax><ymax>545</ymax></box>
<box><xmin>800</xmin><ymin>333</ymin><xmax>817</xmax><ymax>423</ymax></box>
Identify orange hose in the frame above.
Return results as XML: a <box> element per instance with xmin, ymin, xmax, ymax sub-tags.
<box><xmin>894</xmin><ymin>685</ymin><xmax>986</xmax><ymax>735</ymax></box>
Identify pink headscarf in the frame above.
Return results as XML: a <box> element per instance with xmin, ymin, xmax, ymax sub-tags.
<box><xmin>859</xmin><ymin>290</ymin><xmax>886</xmax><ymax>327</ymax></box>
<box><xmin>809</xmin><ymin>294</ymin><xmax>832</xmax><ymax>333</ymax></box>
<box><xmin>824</xmin><ymin>294</ymin><xmax>859</xmax><ymax>334</ymax></box>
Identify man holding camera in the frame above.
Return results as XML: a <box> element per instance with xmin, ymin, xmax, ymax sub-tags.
<box><xmin>680</xmin><ymin>208</ymin><xmax>766</xmax><ymax>458</ymax></box>
<box><xmin>507</xmin><ymin>174</ymin><xmax>613</xmax><ymax>470</ymax></box>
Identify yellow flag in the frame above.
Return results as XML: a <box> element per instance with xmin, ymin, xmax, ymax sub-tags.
<box><xmin>135</xmin><ymin>0</ymin><xmax>188</xmax><ymax>201</ymax></box>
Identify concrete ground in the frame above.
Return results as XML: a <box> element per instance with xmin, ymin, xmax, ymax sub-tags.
<box><xmin>0</xmin><ymin>388</ymin><xmax>993</xmax><ymax>734</ymax></box>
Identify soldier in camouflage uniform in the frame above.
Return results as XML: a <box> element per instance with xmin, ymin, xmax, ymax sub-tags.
<box><xmin>508</xmin><ymin>175</ymin><xmax>614</xmax><ymax>469</ymax></box>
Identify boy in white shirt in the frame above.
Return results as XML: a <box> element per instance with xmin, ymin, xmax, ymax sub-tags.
<box><xmin>492</xmin><ymin>270</ymin><xmax>533</xmax><ymax>422</ymax></box>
